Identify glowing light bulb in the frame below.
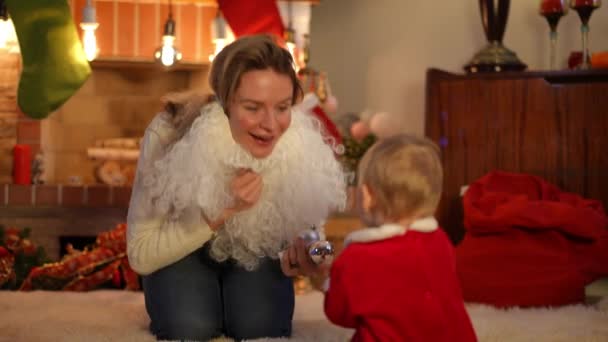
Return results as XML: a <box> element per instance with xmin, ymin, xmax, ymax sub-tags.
<box><xmin>154</xmin><ymin>35</ymin><xmax>182</xmax><ymax>67</ymax></box>
<box><xmin>80</xmin><ymin>22</ymin><xmax>99</xmax><ymax>61</ymax></box>
<box><xmin>80</xmin><ymin>0</ymin><xmax>98</xmax><ymax>61</ymax></box>
<box><xmin>0</xmin><ymin>17</ymin><xmax>18</xmax><ymax>53</ymax></box>
<box><xmin>209</xmin><ymin>38</ymin><xmax>226</xmax><ymax>62</ymax></box>
<box><xmin>209</xmin><ymin>12</ymin><xmax>234</xmax><ymax>62</ymax></box>
<box><xmin>154</xmin><ymin>11</ymin><xmax>182</xmax><ymax>68</ymax></box>
<box><xmin>0</xmin><ymin>19</ymin><xmax>11</xmax><ymax>50</ymax></box>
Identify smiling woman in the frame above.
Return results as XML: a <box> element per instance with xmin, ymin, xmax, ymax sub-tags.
<box><xmin>227</xmin><ymin>69</ymin><xmax>294</xmax><ymax>159</ymax></box>
<box><xmin>125</xmin><ymin>34</ymin><xmax>347</xmax><ymax>342</ymax></box>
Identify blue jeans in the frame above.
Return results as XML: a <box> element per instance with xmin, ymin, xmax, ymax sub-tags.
<box><xmin>142</xmin><ymin>243</ymin><xmax>295</xmax><ymax>341</ymax></box>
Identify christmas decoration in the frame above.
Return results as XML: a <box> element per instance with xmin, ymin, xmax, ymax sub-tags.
<box><xmin>20</xmin><ymin>223</ymin><xmax>140</xmax><ymax>292</ymax></box>
<box><xmin>369</xmin><ymin>112</ymin><xmax>398</xmax><ymax>138</ymax></box>
<box><xmin>350</xmin><ymin>120</ymin><xmax>371</xmax><ymax>142</ymax></box>
<box><xmin>297</xmin><ymin>93</ymin><xmax>342</xmax><ymax>149</ymax></box>
<box><xmin>217</xmin><ymin>0</ymin><xmax>284</xmax><ymax>38</ymax></box>
<box><xmin>0</xmin><ymin>246</ymin><xmax>15</xmax><ymax>287</ymax></box>
<box><xmin>0</xmin><ymin>226</ymin><xmax>49</xmax><ymax>290</ymax></box>
<box><xmin>6</xmin><ymin>0</ymin><xmax>91</xmax><ymax>119</ymax></box>
<box><xmin>299</xmin><ymin>227</ymin><xmax>334</xmax><ymax>265</ymax></box>
<box><xmin>12</xmin><ymin>144</ymin><xmax>31</xmax><ymax>185</ymax></box>
<box><xmin>295</xmin><ymin>51</ymin><xmax>378</xmax><ymax>184</ymax></box>
<box><xmin>340</xmin><ymin>133</ymin><xmax>377</xmax><ymax>184</ymax></box>
<box><xmin>31</xmin><ymin>151</ymin><xmax>45</xmax><ymax>185</ymax></box>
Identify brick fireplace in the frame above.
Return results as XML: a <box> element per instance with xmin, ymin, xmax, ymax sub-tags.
<box><xmin>42</xmin><ymin>62</ymin><xmax>209</xmax><ymax>185</ymax></box>
<box><xmin>0</xmin><ymin>0</ymin><xmax>352</xmax><ymax>261</ymax></box>
<box><xmin>0</xmin><ymin>47</ymin><xmax>210</xmax><ymax>260</ymax></box>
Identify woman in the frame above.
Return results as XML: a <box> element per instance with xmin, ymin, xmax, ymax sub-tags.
<box><xmin>127</xmin><ymin>34</ymin><xmax>346</xmax><ymax>341</ymax></box>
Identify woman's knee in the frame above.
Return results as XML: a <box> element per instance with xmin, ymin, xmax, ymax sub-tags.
<box><xmin>223</xmin><ymin>259</ymin><xmax>294</xmax><ymax>340</ymax></box>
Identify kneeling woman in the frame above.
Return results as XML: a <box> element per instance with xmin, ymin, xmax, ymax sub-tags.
<box><xmin>127</xmin><ymin>34</ymin><xmax>346</xmax><ymax>341</ymax></box>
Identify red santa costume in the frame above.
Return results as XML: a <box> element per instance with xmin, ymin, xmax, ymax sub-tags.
<box><xmin>324</xmin><ymin>217</ymin><xmax>477</xmax><ymax>342</ymax></box>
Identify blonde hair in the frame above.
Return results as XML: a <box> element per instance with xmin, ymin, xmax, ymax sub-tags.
<box><xmin>358</xmin><ymin>134</ymin><xmax>443</xmax><ymax>220</ymax></box>
<box><xmin>209</xmin><ymin>34</ymin><xmax>303</xmax><ymax>112</ymax></box>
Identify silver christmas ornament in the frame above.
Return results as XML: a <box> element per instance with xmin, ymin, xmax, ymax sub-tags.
<box><xmin>299</xmin><ymin>226</ymin><xmax>334</xmax><ymax>265</ymax></box>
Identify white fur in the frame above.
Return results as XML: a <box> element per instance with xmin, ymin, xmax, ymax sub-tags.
<box><xmin>1</xmin><ymin>290</ymin><xmax>607</xmax><ymax>342</ymax></box>
<box><xmin>141</xmin><ymin>102</ymin><xmax>347</xmax><ymax>270</ymax></box>
<box><xmin>344</xmin><ymin>217</ymin><xmax>439</xmax><ymax>247</ymax></box>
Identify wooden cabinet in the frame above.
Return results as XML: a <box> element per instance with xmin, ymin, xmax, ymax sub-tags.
<box><xmin>425</xmin><ymin>68</ymin><xmax>608</xmax><ymax>243</ymax></box>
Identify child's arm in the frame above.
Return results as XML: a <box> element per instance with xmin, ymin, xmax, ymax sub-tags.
<box><xmin>323</xmin><ymin>258</ymin><xmax>358</xmax><ymax>328</ymax></box>
<box><xmin>309</xmin><ymin>269</ymin><xmax>330</xmax><ymax>292</ymax></box>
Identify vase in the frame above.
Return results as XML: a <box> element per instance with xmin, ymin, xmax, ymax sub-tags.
<box><xmin>465</xmin><ymin>0</ymin><xmax>527</xmax><ymax>73</ymax></box>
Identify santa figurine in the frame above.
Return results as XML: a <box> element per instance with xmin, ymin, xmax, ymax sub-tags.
<box><xmin>297</xmin><ymin>58</ymin><xmax>343</xmax><ymax>152</ymax></box>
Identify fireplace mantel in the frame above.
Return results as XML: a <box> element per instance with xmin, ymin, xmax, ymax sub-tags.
<box><xmin>1</xmin><ymin>184</ymin><xmax>132</xmax><ymax>208</ymax></box>
<box><xmin>0</xmin><ymin>183</ymin><xmax>360</xmax><ymax>260</ymax></box>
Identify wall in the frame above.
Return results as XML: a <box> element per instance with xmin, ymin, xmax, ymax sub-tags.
<box><xmin>310</xmin><ymin>0</ymin><xmax>608</xmax><ymax>135</ymax></box>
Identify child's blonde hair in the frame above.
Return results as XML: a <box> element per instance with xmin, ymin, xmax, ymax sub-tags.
<box><xmin>357</xmin><ymin>133</ymin><xmax>443</xmax><ymax>220</ymax></box>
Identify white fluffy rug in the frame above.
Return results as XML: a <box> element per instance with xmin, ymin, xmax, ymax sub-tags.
<box><xmin>0</xmin><ymin>290</ymin><xmax>606</xmax><ymax>342</ymax></box>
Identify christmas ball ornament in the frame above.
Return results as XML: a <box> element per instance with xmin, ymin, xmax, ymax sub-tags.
<box><xmin>308</xmin><ymin>240</ymin><xmax>334</xmax><ymax>264</ymax></box>
<box><xmin>369</xmin><ymin>112</ymin><xmax>395</xmax><ymax>138</ymax></box>
<box><xmin>350</xmin><ymin>121</ymin><xmax>371</xmax><ymax>142</ymax></box>
<box><xmin>0</xmin><ymin>247</ymin><xmax>9</xmax><ymax>258</ymax></box>
<box><xmin>299</xmin><ymin>227</ymin><xmax>334</xmax><ymax>265</ymax></box>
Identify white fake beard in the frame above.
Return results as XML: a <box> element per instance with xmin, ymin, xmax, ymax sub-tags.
<box><xmin>145</xmin><ymin>102</ymin><xmax>347</xmax><ymax>270</ymax></box>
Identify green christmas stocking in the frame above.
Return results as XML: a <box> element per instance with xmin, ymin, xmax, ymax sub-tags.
<box><xmin>6</xmin><ymin>0</ymin><xmax>91</xmax><ymax>119</ymax></box>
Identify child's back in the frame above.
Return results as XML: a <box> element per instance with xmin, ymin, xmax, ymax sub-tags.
<box><xmin>325</xmin><ymin>222</ymin><xmax>476</xmax><ymax>342</ymax></box>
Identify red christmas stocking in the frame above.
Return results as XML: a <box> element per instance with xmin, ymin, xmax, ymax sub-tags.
<box><xmin>217</xmin><ymin>0</ymin><xmax>284</xmax><ymax>38</ymax></box>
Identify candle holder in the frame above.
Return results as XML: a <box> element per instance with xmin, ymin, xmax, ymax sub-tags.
<box><xmin>540</xmin><ymin>0</ymin><xmax>569</xmax><ymax>70</ymax></box>
<box><xmin>569</xmin><ymin>0</ymin><xmax>602</xmax><ymax>70</ymax></box>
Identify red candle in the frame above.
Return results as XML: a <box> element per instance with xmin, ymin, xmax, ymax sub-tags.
<box><xmin>541</xmin><ymin>0</ymin><xmax>566</xmax><ymax>14</ymax></box>
<box><xmin>13</xmin><ymin>144</ymin><xmax>32</xmax><ymax>185</ymax></box>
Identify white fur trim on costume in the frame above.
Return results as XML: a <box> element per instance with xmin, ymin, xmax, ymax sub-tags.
<box><xmin>344</xmin><ymin>224</ymin><xmax>405</xmax><ymax>247</ymax></box>
<box><xmin>409</xmin><ymin>217</ymin><xmax>439</xmax><ymax>232</ymax></box>
<box><xmin>140</xmin><ymin>102</ymin><xmax>347</xmax><ymax>270</ymax></box>
<box><xmin>344</xmin><ymin>217</ymin><xmax>439</xmax><ymax>246</ymax></box>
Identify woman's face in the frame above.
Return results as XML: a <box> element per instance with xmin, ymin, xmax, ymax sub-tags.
<box><xmin>228</xmin><ymin>69</ymin><xmax>293</xmax><ymax>159</ymax></box>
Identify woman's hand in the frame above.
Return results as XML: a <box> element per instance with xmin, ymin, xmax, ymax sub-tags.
<box><xmin>280</xmin><ymin>237</ymin><xmax>331</xmax><ymax>279</ymax></box>
<box><xmin>229</xmin><ymin>168</ymin><xmax>263</xmax><ymax>213</ymax></box>
<box><xmin>202</xmin><ymin>168</ymin><xmax>262</xmax><ymax>231</ymax></box>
